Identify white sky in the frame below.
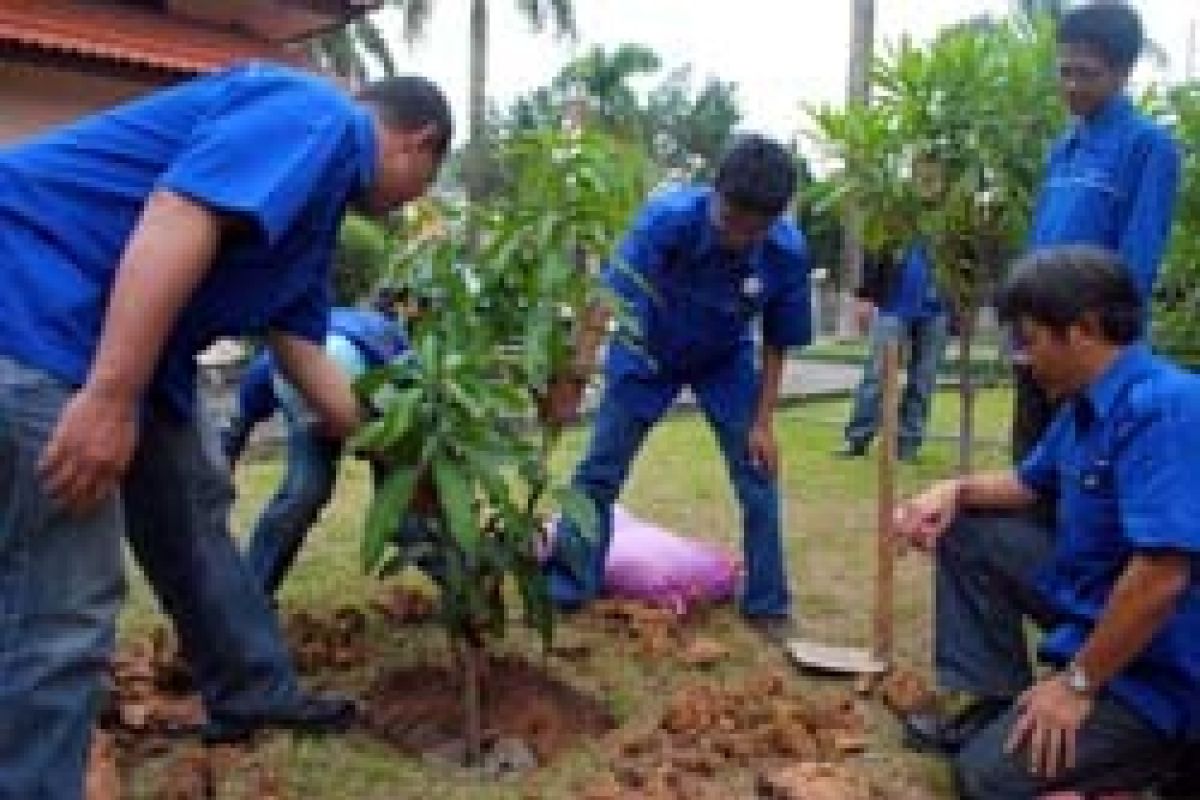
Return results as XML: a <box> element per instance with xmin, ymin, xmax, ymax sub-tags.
<box><xmin>375</xmin><ymin>0</ymin><xmax>1197</xmax><ymax>144</ymax></box>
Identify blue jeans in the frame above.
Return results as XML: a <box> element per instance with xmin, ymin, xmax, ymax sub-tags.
<box><xmin>936</xmin><ymin>512</ymin><xmax>1178</xmax><ymax>796</ymax></box>
<box><xmin>845</xmin><ymin>312</ymin><xmax>948</xmax><ymax>452</ymax></box>
<box><xmin>0</xmin><ymin>356</ymin><xmax>300</xmax><ymax>799</ymax></box>
<box><xmin>246</xmin><ymin>415</ymin><xmax>342</xmax><ymax>595</ymax></box>
<box><xmin>544</xmin><ymin>373</ymin><xmax>789</xmax><ymax>618</ymax></box>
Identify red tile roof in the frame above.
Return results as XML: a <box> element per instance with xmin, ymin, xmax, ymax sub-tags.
<box><xmin>0</xmin><ymin>0</ymin><xmax>307</xmax><ymax>75</ymax></box>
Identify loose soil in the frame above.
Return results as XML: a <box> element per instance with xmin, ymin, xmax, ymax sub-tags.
<box><xmin>361</xmin><ymin>656</ymin><xmax>616</xmax><ymax>767</ymax></box>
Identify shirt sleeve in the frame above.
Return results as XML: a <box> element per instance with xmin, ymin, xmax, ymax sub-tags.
<box><xmin>158</xmin><ymin>72</ymin><xmax>355</xmax><ymax>246</ymax></box>
<box><xmin>602</xmin><ymin>201</ymin><xmax>672</xmax><ymax>306</ymax></box>
<box><xmin>761</xmin><ymin>244</ymin><xmax>813</xmax><ymax>350</ymax></box>
<box><xmin>1016</xmin><ymin>410</ymin><xmax>1070</xmax><ymax>496</ymax></box>
<box><xmin>1115</xmin><ymin>389</ymin><xmax>1200</xmax><ymax>554</ymax></box>
<box><xmin>268</xmin><ymin>270</ymin><xmax>332</xmax><ymax>346</ymax></box>
<box><xmin>1117</xmin><ymin>130</ymin><xmax>1182</xmax><ymax>298</ymax></box>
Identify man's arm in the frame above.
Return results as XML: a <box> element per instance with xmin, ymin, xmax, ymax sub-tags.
<box><xmin>39</xmin><ymin>190</ymin><xmax>222</xmax><ymax>512</ymax></box>
<box><xmin>1073</xmin><ymin>551</ymin><xmax>1190</xmax><ymax>690</ymax></box>
<box><xmin>747</xmin><ymin>344</ymin><xmax>786</xmax><ymax>475</ymax></box>
<box><xmin>1117</xmin><ymin>133</ymin><xmax>1181</xmax><ymax>298</ymax></box>
<box><xmin>268</xmin><ymin>330</ymin><xmax>363</xmax><ymax>440</ymax></box>
<box><xmin>893</xmin><ymin>471</ymin><xmax>1038</xmax><ymax>550</ymax></box>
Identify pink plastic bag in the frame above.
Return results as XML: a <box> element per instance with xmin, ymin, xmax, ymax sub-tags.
<box><xmin>602</xmin><ymin>505</ymin><xmax>740</xmax><ymax>616</ymax></box>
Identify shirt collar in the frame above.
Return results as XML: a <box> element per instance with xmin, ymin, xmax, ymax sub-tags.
<box><xmin>351</xmin><ymin>104</ymin><xmax>378</xmax><ymax>195</ymax></box>
<box><xmin>700</xmin><ymin>188</ymin><xmax>766</xmax><ymax>269</ymax></box>
<box><xmin>1071</xmin><ymin>94</ymin><xmax>1134</xmax><ymax>146</ymax></box>
<box><xmin>1077</xmin><ymin>341</ymin><xmax>1153</xmax><ymax>420</ymax></box>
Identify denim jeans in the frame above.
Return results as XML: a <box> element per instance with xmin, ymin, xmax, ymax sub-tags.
<box><xmin>845</xmin><ymin>312</ymin><xmax>948</xmax><ymax>452</ymax></box>
<box><xmin>544</xmin><ymin>374</ymin><xmax>789</xmax><ymax>618</ymax></box>
<box><xmin>246</xmin><ymin>414</ymin><xmax>342</xmax><ymax>595</ymax></box>
<box><xmin>935</xmin><ymin>512</ymin><xmax>1178</xmax><ymax>796</ymax></box>
<box><xmin>0</xmin><ymin>356</ymin><xmax>301</xmax><ymax>799</ymax></box>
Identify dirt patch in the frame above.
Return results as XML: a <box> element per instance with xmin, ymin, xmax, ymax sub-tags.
<box><xmin>282</xmin><ymin>606</ymin><xmax>372</xmax><ymax>673</ymax></box>
<box><xmin>372</xmin><ymin>586</ymin><xmax>438</xmax><ymax>625</ymax></box>
<box><xmin>362</xmin><ymin>656</ymin><xmax>615</xmax><ymax>769</ymax></box>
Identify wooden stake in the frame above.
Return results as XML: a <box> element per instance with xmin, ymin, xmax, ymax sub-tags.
<box><xmin>873</xmin><ymin>342</ymin><xmax>900</xmax><ymax>665</ymax></box>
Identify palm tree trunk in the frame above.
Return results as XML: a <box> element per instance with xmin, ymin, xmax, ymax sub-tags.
<box><xmin>839</xmin><ymin>0</ymin><xmax>875</xmax><ymax>336</ymax></box>
<box><xmin>467</xmin><ymin>0</ymin><xmax>488</xmax><ymax>204</ymax></box>
<box><xmin>957</xmin><ymin>306</ymin><xmax>977</xmax><ymax>474</ymax></box>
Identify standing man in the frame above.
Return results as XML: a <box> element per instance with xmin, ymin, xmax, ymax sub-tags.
<box><xmin>1015</xmin><ymin>2</ymin><xmax>1180</xmax><ymax>459</ymax></box>
<box><xmin>836</xmin><ymin>242</ymin><xmax>949</xmax><ymax>462</ymax></box>
<box><xmin>0</xmin><ymin>62</ymin><xmax>451</xmax><ymax>797</ymax></box>
<box><xmin>542</xmin><ymin>135</ymin><xmax>813</xmax><ymax>641</ymax></box>
<box><xmin>223</xmin><ymin>298</ymin><xmax>412</xmax><ymax>595</ymax></box>
<box><xmin>896</xmin><ymin>247</ymin><xmax>1200</xmax><ymax>796</ymax></box>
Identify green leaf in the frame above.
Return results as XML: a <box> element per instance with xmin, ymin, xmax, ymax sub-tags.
<box><xmin>361</xmin><ymin>466</ymin><xmax>417</xmax><ymax>574</ymax></box>
<box><xmin>553</xmin><ymin>484</ymin><xmax>598</xmax><ymax>543</ymax></box>
<box><xmin>432</xmin><ymin>455</ymin><xmax>479</xmax><ymax>554</ymax></box>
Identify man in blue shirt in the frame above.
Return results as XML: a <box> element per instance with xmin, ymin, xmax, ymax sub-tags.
<box><xmin>1014</xmin><ymin>3</ymin><xmax>1181</xmax><ymax>460</ymax></box>
<box><xmin>894</xmin><ymin>247</ymin><xmax>1199</xmax><ymax>796</ymax></box>
<box><xmin>836</xmin><ymin>243</ymin><xmax>948</xmax><ymax>462</ymax></box>
<box><xmin>0</xmin><ymin>63</ymin><xmax>451</xmax><ymax>797</ymax></box>
<box><xmin>541</xmin><ymin>135</ymin><xmax>812</xmax><ymax>641</ymax></box>
<box><xmin>223</xmin><ymin>298</ymin><xmax>416</xmax><ymax>595</ymax></box>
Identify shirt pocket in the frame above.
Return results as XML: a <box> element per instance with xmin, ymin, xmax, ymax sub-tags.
<box><xmin>1051</xmin><ymin>144</ymin><xmax>1124</xmax><ymax>241</ymax></box>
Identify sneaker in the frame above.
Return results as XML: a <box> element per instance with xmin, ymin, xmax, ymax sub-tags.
<box><xmin>901</xmin><ymin>693</ymin><xmax>1009</xmax><ymax>756</ymax></box>
<box><xmin>200</xmin><ymin>692</ymin><xmax>358</xmax><ymax>745</ymax></box>
<box><xmin>832</xmin><ymin>441</ymin><xmax>870</xmax><ymax>459</ymax></box>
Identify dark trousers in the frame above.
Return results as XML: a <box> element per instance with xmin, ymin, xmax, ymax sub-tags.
<box><xmin>935</xmin><ymin>512</ymin><xmax>1180</xmax><ymax>797</ymax></box>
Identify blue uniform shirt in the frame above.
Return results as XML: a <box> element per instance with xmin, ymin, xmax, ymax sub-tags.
<box><xmin>1017</xmin><ymin>344</ymin><xmax>1200</xmax><ymax>737</ymax></box>
<box><xmin>0</xmin><ymin>62</ymin><xmax>377</xmax><ymax>418</ymax></box>
<box><xmin>604</xmin><ymin>187</ymin><xmax>812</xmax><ymax>419</ymax></box>
<box><xmin>1029</xmin><ymin>95</ymin><xmax>1180</xmax><ymax>299</ymax></box>
<box><xmin>878</xmin><ymin>243</ymin><xmax>944</xmax><ymax>321</ymax></box>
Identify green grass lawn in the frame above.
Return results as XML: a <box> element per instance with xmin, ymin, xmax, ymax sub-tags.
<box><xmin>119</xmin><ymin>387</ymin><xmax>1013</xmax><ymax>798</ymax></box>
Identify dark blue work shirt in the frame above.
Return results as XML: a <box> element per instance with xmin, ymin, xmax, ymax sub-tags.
<box><xmin>878</xmin><ymin>243</ymin><xmax>944</xmax><ymax>321</ymax></box>
<box><xmin>1018</xmin><ymin>344</ymin><xmax>1200</xmax><ymax>737</ymax></box>
<box><xmin>0</xmin><ymin>62</ymin><xmax>376</xmax><ymax>418</ymax></box>
<box><xmin>1028</xmin><ymin>95</ymin><xmax>1180</xmax><ymax>299</ymax></box>
<box><xmin>603</xmin><ymin>187</ymin><xmax>812</xmax><ymax>419</ymax></box>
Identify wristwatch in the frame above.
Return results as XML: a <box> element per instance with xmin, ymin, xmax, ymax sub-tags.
<box><xmin>1064</xmin><ymin>661</ymin><xmax>1092</xmax><ymax>696</ymax></box>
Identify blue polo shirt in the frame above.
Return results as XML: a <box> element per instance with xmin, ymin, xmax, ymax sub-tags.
<box><xmin>604</xmin><ymin>186</ymin><xmax>812</xmax><ymax>419</ymax></box>
<box><xmin>0</xmin><ymin>61</ymin><xmax>376</xmax><ymax>418</ymax></box>
<box><xmin>1028</xmin><ymin>95</ymin><xmax>1180</xmax><ymax>299</ymax></box>
<box><xmin>1017</xmin><ymin>344</ymin><xmax>1200</xmax><ymax>737</ymax></box>
<box><xmin>879</xmin><ymin>243</ymin><xmax>943</xmax><ymax>321</ymax></box>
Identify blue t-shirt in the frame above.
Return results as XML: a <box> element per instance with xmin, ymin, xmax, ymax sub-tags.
<box><xmin>604</xmin><ymin>186</ymin><xmax>812</xmax><ymax>418</ymax></box>
<box><xmin>878</xmin><ymin>243</ymin><xmax>944</xmax><ymax>321</ymax></box>
<box><xmin>0</xmin><ymin>61</ymin><xmax>377</xmax><ymax>418</ymax></box>
<box><xmin>1017</xmin><ymin>344</ymin><xmax>1200</xmax><ymax>737</ymax></box>
<box><xmin>1028</xmin><ymin>95</ymin><xmax>1180</xmax><ymax>299</ymax></box>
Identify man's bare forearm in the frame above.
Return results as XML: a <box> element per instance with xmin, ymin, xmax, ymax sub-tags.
<box><xmin>755</xmin><ymin>344</ymin><xmax>786</xmax><ymax>423</ymax></box>
<box><xmin>268</xmin><ymin>331</ymin><xmax>363</xmax><ymax>440</ymax></box>
<box><xmin>953</xmin><ymin>471</ymin><xmax>1038</xmax><ymax>510</ymax></box>
<box><xmin>87</xmin><ymin>191</ymin><xmax>221</xmax><ymax>402</ymax></box>
<box><xmin>1073</xmin><ymin>553</ymin><xmax>1189</xmax><ymax>690</ymax></box>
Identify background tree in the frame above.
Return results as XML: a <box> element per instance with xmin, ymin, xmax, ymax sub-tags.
<box><xmin>395</xmin><ymin>0</ymin><xmax>577</xmax><ymax>203</ymax></box>
<box><xmin>811</xmin><ymin>16</ymin><xmax>1064</xmax><ymax>470</ymax></box>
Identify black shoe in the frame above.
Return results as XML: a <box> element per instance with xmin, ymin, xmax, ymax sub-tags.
<box><xmin>200</xmin><ymin>692</ymin><xmax>358</xmax><ymax>745</ymax></box>
<box><xmin>902</xmin><ymin>695</ymin><xmax>1008</xmax><ymax>756</ymax></box>
<box><xmin>833</xmin><ymin>441</ymin><xmax>869</xmax><ymax>458</ymax></box>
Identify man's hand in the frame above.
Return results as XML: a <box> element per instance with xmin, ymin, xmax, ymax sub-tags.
<box><xmin>854</xmin><ymin>299</ymin><xmax>876</xmax><ymax>334</ymax></box>
<box><xmin>893</xmin><ymin>479</ymin><xmax>961</xmax><ymax>551</ymax></box>
<box><xmin>1006</xmin><ymin>675</ymin><xmax>1093</xmax><ymax>780</ymax></box>
<box><xmin>748</xmin><ymin>419</ymin><xmax>779</xmax><ymax>476</ymax></box>
<box><xmin>38</xmin><ymin>385</ymin><xmax>139</xmax><ymax>513</ymax></box>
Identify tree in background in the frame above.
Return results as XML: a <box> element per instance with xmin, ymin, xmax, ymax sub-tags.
<box><xmin>811</xmin><ymin>16</ymin><xmax>1064</xmax><ymax>470</ymax></box>
<box><xmin>1152</xmin><ymin>82</ymin><xmax>1200</xmax><ymax>366</ymax></box>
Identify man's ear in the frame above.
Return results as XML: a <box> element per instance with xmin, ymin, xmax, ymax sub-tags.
<box><xmin>401</xmin><ymin>123</ymin><xmax>440</xmax><ymax>154</ymax></box>
<box><xmin>1072</xmin><ymin>312</ymin><xmax>1105</xmax><ymax>344</ymax></box>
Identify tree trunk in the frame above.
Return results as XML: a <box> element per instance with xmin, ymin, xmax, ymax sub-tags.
<box><xmin>957</xmin><ymin>307</ymin><xmax>977</xmax><ymax>475</ymax></box>
<box><xmin>460</xmin><ymin>638</ymin><xmax>485</xmax><ymax>766</ymax></box>
<box><xmin>467</xmin><ymin>0</ymin><xmax>488</xmax><ymax>203</ymax></box>
<box><xmin>838</xmin><ymin>0</ymin><xmax>875</xmax><ymax>336</ymax></box>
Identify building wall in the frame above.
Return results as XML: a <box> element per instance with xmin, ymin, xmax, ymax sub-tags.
<box><xmin>0</xmin><ymin>60</ymin><xmax>163</xmax><ymax>143</ymax></box>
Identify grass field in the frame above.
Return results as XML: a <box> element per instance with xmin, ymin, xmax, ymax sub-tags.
<box><xmin>118</xmin><ymin>387</ymin><xmax>1014</xmax><ymax>798</ymax></box>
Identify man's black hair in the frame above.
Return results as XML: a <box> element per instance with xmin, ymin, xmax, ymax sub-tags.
<box><xmin>1057</xmin><ymin>3</ymin><xmax>1144</xmax><ymax>75</ymax></box>
<box><xmin>714</xmin><ymin>134</ymin><xmax>797</xmax><ymax>218</ymax></box>
<box><xmin>358</xmin><ymin>76</ymin><xmax>454</xmax><ymax>161</ymax></box>
<box><xmin>996</xmin><ymin>245</ymin><xmax>1143</xmax><ymax>344</ymax></box>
